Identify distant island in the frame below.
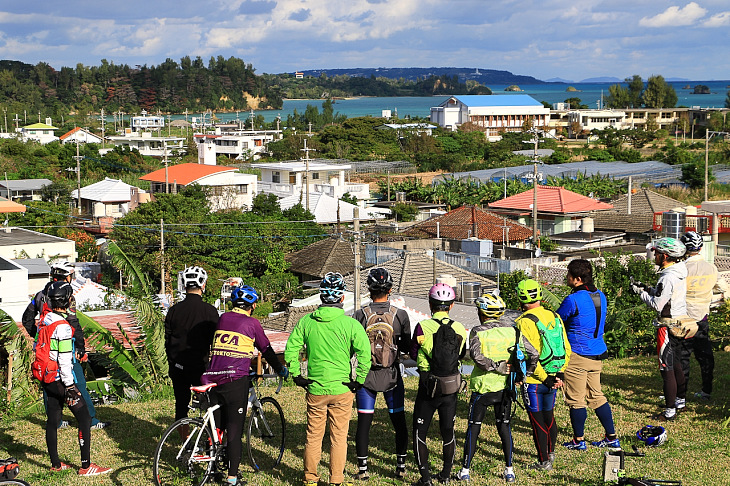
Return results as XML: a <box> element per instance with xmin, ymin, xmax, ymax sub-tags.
<box><xmin>692</xmin><ymin>85</ymin><xmax>711</xmax><ymax>94</ymax></box>
<box><xmin>505</xmin><ymin>85</ymin><xmax>522</xmax><ymax>91</ymax></box>
<box><xmin>296</xmin><ymin>67</ymin><xmax>545</xmax><ymax>86</ymax></box>
<box><xmin>566</xmin><ymin>86</ymin><xmax>580</xmax><ymax>92</ymax></box>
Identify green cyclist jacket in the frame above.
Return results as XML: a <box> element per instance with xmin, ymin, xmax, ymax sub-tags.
<box><xmin>284</xmin><ymin>305</ymin><xmax>371</xmax><ymax>395</ymax></box>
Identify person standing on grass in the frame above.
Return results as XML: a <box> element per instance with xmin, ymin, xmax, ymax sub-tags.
<box><xmin>557</xmin><ymin>259</ymin><xmax>620</xmax><ymax>451</ymax></box>
<box><xmin>410</xmin><ymin>283</ymin><xmax>468</xmax><ymax>486</ymax></box>
<box><xmin>631</xmin><ymin>237</ymin><xmax>688</xmax><ymax>421</ymax></box>
<box><xmin>164</xmin><ymin>266</ymin><xmax>218</xmax><ymax>426</ymax></box>
<box><xmin>680</xmin><ymin>231</ymin><xmax>726</xmax><ymax>400</ymax></box>
<box><xmin>22</xmin><ymin>260</ymin><xmax>110</xmax><ymax>430</ymax></box>
<box><xmin>514</xmin><ymin>279</ymin><xmax>571</xmax><ymax>472</ymax></box>
<box><xmin>351</xmin><ymin>268</ymin><xmax>411</xmax><ymax>480</ymax></box>
<box><xmin>457</xmin><ymin>292</ymin><xmax>538</xmax><ymax>484</ymax></box>
<box><xmin>39</xmin><ymin>281</ymin><xmax>111</xmax><ymax>477</ymax></box>
<box><xmin>285</xmin><ymin>272</ymin><xmax>371</xmax><ymax>486</ymax></box>
<box><xmin>201</xmin><ymin>285</ymin><xmax>288</xmax><ymax>486</ymax></box>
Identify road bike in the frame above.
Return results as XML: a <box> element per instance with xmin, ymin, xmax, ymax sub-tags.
<box><xmin>153</xmin><ymin>374</ymin><xmax>286</xmax><ymax>486</ymax></box>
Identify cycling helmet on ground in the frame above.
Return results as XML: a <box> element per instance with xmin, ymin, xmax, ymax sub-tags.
<box><xmin>231</xmin><ymin>285</ymin><xmax>258</xmax><ymax>307</ymax></box>
<box><xmin>516</xmin><ymin>279</ymin><xmax>542</xmax><ymax>304</ymax></box>
<box><xmin>475</xmin><ymin>292</ymin><xmax>506</xmax><ymax>319</ymax></box>
<box><xmin>680</xmin><ymin>231</ymin><xmax>703</xmax><ymax>252</ymax></box>
<box><xmin>320</xmin><ymin>272</ymin><xmax>346</xmax><ymax>303</ymax></box>
<box><xmin>367</xmin><ymin>267</ymin><xmax>393</xmax><ymax>292</ymax></box>
<box><xmin>637</xmin><ymin>425</ymin><xmax>667</xmax><ymax>447</ymax></box>
<box><xmin>50</xmin><ymin>260</ymin><xmax>75</xmax><ymax>279</ymax></box>
<box><xmin>652</xmin><ymin>237</ymin><xmax>686</xmax><ymax>259</ymax></box>
<box><xmin>47</xmin><ymin>281</ymin><xmax>73</xmax><ymax>309</ymax></box>
<box><xmin>182</xmin><ymin>266</ymin><xmax>208</xmax><ymax>289</ymax></box>
<box><xmin>429</xmin><ymin>283</ymin><xmax>456</xmax><ymax>304</ymax></box>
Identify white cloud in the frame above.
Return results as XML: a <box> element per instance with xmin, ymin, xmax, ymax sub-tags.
<box><xmin>639</xmin><ymin>2</ymin><xmax>707</xmax><ymax>27</ymax></box>
<box><xmin>703</xmin><ymin>11</ymin><xmax>730</xmax><ymax>27</ymax></box>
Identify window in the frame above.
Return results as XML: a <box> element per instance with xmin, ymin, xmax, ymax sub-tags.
<box><xmin>238</xmin><ymin>185</ymin><xmax>248</xmax><ymax>194</ymax></box>
<box><xmin>311</xmin><ymin>172</ymin><xmax>320</xmax><ymax>180</ymax></box>
<box><xmin>272</xmin><ymin>171</ymin><xmax>280</xmax><ymax>183</ymax></box>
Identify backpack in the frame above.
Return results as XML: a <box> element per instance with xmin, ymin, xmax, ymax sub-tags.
<box><xmin>31</xmin><ymin>316</ymin><xmax>66</xmax><ymax>383</ymax></box>
<box><xmin>363</xmin><ymin>305</ymin><xmax>398</xmax><ymax>368</ymax></box>
<box><xmin>523</xmin><ymin>311</ymin><xmax>566</xmax><ymax>374</ymax></box>
<box><xmin>0</xmin><ymin>457</ymin><xmax>19</xmax><ymax>481</ymax></box>
<box><xmin>429</xmin><ymin>317</ymin><xmax>462</xmax><ymax>377</ymax></box>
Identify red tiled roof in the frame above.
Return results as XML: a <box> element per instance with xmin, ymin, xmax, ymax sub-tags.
<box><xmin>86</xmin><ymin>311</ymin><xmax>142</xmax><ymax>351</ymax></box>
<box><xmin>403</xmin><ymin>206</ymin><xmax>533</xmax><ymax>242</ymax></box>
<box><xmin>140</xmin><ymin>163</ymin><xmax>236</xmax><ymax>185</ymax></box>
<box><xmin>59</xmin><ymin>127</ymin><xmax>81</xmax><ymax>141</ymax></box>
<box><xmin>489</xmin><ymin>185</ymin><xmax>613</xmax><ymax>214</ymax></box>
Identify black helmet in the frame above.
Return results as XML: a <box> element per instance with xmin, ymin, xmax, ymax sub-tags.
<box><xmin>367</xmin><ymin>267</ymin><xmax>393</xmax><ymax>292</ymax></box>
<box><xmin>320</xmin><ymin>272</ymin><xmax>346</xmax><ymax>304</ymax></box>
<box><xmin>47</xmin><ymin>281</ymin><xmax>73</xmax><ymax>309</ymax></box>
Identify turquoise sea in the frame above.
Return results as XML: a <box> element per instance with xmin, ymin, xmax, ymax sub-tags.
<box><xmin>198</xmin><ymin>80</ymin><xmax>730</xmax><ymax>123</ymax></box>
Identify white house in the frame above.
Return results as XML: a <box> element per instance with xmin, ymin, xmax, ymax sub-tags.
<box><xmin>0</xmin><ymin>256</ymin><xmax>30</xmax><ymax>322</ymax></box>
<box><xmin>140</xmin><ymin>163</ymin><xmax>257</xmax><ymax>211</ymax></box>
<box><xmin>195</xmin><ymin>128</ymin><xmax>281</xmax><ymax>164</ymax></box>
<box><xmin>59</xmin><ymin>127</ymin><xmax>104</xmax><ymax>145</ymax></box>
<box><xmin>430</xmin><ymin>94</ymin><xmax>550</xmax><ymax>139</ymax></box>
<box><xmin>12</xmin><ymin>258</ymin><xmax>50</xmax><ymax>296</ymax></box>
<box><xmin>376</xmin><ymin>123</ymin><xmax>438</xmax><ymax>137</ymax></box>
<box><xmin>19</xmin><ymin>120</ymin><xmax>59</xmax><ymax>144</ymax></box>
<box><xmin>278</xmin><ymin>192</ymin><xmax>380</xmax><ymax>224</ymax></box>
<box><xmin>0</xmin><ymin>227</ymin><xmax>76</xmax><ymax>263</ymax></box>
<box><xmin>107</xmin><ymin>132</ymin><xmax>185</xmax><ymax>157</ymax></box>
<box><xmin>131</xmin><ymin>111</ymin><xmax>165</xmax><ymax>132</ymax></box>
<box><xmin>252</xmin><ymin>161</ymin><xmax>370</xmax><ymax>201</ymax></box>
<box><xmin>71</xmin><ymin>177</ymin><xmax>150</xmax><ymax>219</ymax></box>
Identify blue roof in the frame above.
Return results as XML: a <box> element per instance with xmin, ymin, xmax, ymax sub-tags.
<box><xmin>445</xmin><ymin>94</ymin><xmax>543</xmax><ymax>107</ymax></box>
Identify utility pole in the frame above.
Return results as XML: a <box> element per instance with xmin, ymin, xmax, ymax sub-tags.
<box><xmin>705</xmin><ymin>129</ymin><xmax>730</xmax><ymax>202</ymax></box>
<box><xmin>160</xmin><ymin>218</ymin><xmax>165</xmax><ymax>295</ymax></box>
<box><xmin>2</xmin><ymin>108</ymin><xmax>6</xmax><ymax>134</ymax></box>
<box><xmin>354</xmin><ymin>207</ymin><xmax>361</xmax><ymax>310</ymax></box>
<box><xmin>73</xmin><ymin>138</ymin><xmax>82</xmax><ymax>212</ymax></box>
<box><xmin>301</xmin><ymin>139</ymin><xmax>316</xmax><ymax>211</ymax></box>
<box><xmin>164</xmin><ymin>143</ymin><xmax>169</xmax><ymax>193</ymax></box>
<box><xmin>99</xmin><ymin>108</ymin><xmax>105</xmax><ymax>148</ymax></box>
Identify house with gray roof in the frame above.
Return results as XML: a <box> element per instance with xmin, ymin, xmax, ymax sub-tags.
<box><xmin>71</xmin><ymin>177</ymin><xmax>149</xmax><ymax>219</ymax></box>
<box><xmin>0</xmin><ymin>178</ymin><xmax>51</xmax><ymax>201</ymax></box>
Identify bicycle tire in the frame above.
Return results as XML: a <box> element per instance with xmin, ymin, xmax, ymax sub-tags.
<box><xmin>246</xmin><ymin>396</ymin><xmax>286</xmax><ymax>472</ymax></box>
<box><xmin>0</xmin><ymin>480</ymin><xmax>31</xmax><ymax>486</ymax></box>
<box><xmin>153</xmin><ymin>417</ymin><xmax>216</xmax><ymax>486</ymax></box>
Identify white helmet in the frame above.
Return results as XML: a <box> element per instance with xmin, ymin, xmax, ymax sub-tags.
<box><xmin>182</xmin><ymin>266</ymin><xmax>208</xmax><ymax>289</ymax></box>
<box><xmin>50</xmin><ymin>260</ymin><xmax>75</xmax><ymax>279</ymax></box>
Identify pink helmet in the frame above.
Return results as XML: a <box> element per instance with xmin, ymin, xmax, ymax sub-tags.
<box><xmin>429</xmin><ymin>283</ymin><xmax>456</xmax><ymax>303</ymax></box>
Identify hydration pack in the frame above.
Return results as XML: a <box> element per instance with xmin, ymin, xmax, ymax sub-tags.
<box><xmin>523</xmin><ymin>311</ymin><xmax>566</xmax><ymax>374</ymax></box>
<box><xmin>31</xmin><ymin>315</ymin><xmax>66</xmax><ymax>383</ymax></box>
<box><xmin>363</xmin><ymin>305</ymin><xmax>398</xmax><ymax>368</ymax></box>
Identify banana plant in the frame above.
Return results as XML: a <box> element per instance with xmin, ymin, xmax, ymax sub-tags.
<box><xmin>0</xmin><ymin>310</ymin><xmax>42</xmax><ymax>414</ymax></box>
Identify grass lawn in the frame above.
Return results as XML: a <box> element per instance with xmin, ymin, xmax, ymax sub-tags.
<box><xmin>2</xmin><ymin>353</ymin><xmax>729</xmax><ymax>486</ymax></box>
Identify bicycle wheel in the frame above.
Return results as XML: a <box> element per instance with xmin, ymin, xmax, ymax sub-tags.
<box><xmin>153</xmin><ymin>417</ymin><xmax>216</xmax><ymax>486</ymax></box>
<box><xmin>246</xmin><ymin>397</ymin><xmax>285</xmax><ymax>472</ymax></box>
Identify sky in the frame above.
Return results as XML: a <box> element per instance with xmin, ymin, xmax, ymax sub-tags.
<box><xmin>1</xmin><ymin>1</ymin><xmax>729</xmax><ymax>82</ymax></box>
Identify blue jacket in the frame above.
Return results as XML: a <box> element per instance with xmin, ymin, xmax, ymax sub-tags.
<box><xmin>556</xmin><ymin>285</ymin><xmax>608</xmax><ymax>358</ymax></box>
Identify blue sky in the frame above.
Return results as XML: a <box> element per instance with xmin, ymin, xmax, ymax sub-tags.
<box><xmin>1</xmin><ymin>1</ymin><xmax>728</xmax><ymax>81</ymax></box>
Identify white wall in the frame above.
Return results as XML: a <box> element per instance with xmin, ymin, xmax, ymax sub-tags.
<box><xmin>0</xmin><ymin>258</ymin><xmax>30</xmax><ymax>322</ymax></box>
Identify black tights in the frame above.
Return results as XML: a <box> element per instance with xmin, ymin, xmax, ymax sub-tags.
<box><xmin>527</xmin><ymin>410</ymin><xmax>556</xmax><ymax>463</ymax></box>
<box><xmin>412</xmin><ymin>388</ymin><xmax>457</xmax><ymax>481</ymax></box>
<box><xmin>44</xmin><ymin>381</ymin><xmax>91</xmax><ymax>469</ymax></box>
<box><xmin>662</xmin><ymin>336</ymin><xmax>687</xmax><ymax>409</ymax></box>
<box><xmin>355</xmin><ymin>411</ymin><xmax>408</xmax><ymax>458</ymax></box>
<box><xmin>462</xmin><ymin>391</ymin><xmax>513</xmax><ymax>468</ymax></box>
<box><xmin>210</xmin><ymin>377</ymin><xmax>250</xmax><ymax>478</ymax></box>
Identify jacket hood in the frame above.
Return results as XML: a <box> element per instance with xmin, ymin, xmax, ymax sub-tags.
<box><xmin>662</xmin><ymin>261</ymin><xmax>688</xmax><ymax>279</ymax></box>
<box><xmin>311</xmin><ymin>305</ymin><xmax>345</xmax><ymax>322</ymax></box>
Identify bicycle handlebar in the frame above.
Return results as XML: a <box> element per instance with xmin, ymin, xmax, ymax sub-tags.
<box><xmin>250</xmin><ymin>374</ymin><xmax>284</xmax><ymax>394</ymax></box>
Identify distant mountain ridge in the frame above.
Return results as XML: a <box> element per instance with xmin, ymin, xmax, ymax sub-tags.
<box><xmin>297</xmin><ymin>67</ymin><xmax>546</xmax><ymax>86</ymax></box>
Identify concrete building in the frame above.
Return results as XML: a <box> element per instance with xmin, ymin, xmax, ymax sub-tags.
<box><xmin>59</xmin><ymin>127</ymin><xmax>104</xmax><ymax>145</ymax></box>
<box><xmin>568</xmin><ymin>109</ymin><xmax>627</xmax><ymax>137</ymax></box>
<box><xmin>430</xmin><ymin>94</ymin><xmax>550</xmax><ymax>139</ymax></box>
<box><xmin>140</xmin><ymin>163</ymin><xmax>257</xmax><ymax>211</ymax></box>
<box><xmin>0</xmin><ymin>256</ymin><xmax>30</xmax><ymax>322</ymax></box>
<box><xmin>0</xmin><ymin>227</ymin><xmax>76</xmax><ymax>264</ymax></box>
<box><xmin>20</xmin><ymin>120</ymin><xmax>59</xmax><ymax>144</ymax></box>
<box><xmin>107</xmin><ymin>132</ymin><xmax>185</xmax><ymax>157</ymax></box>
<box><xmin>195</xmin><ymin>129</ymin><xmax>281</xmax><ymax>163</ymax></box>
<box><xmin>252</xmin><ymin>161</ymin><xmax>370</xmax><ymax>201</ymax></box>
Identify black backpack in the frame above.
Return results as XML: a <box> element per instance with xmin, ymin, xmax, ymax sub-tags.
<box><xmin>429</xmin><ymin>317</ymin><xmax>462</xmax><ymax>377</ymax></box>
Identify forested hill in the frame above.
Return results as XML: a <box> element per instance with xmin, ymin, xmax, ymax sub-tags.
<box><xmin>0</xmin><ymin>57</ymin><xmax>283</xmax><ymax>116</ymax></box>
<box><xmin>297</xmin><ymin>67</ymin><xmax>546</xmax><ymax>85</ymax></box>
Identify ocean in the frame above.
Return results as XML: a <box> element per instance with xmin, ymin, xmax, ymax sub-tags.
<box><xmin>195</xmin><ymin>80</ymin><xmax>730</xmax><ymax>123</ymax></box>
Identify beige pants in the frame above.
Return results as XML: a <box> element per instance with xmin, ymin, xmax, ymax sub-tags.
<box><xmin>563</xmin><ymin>353</ymin><xmax>608</xmax><ymax>409</ymax></box>
<box><xmin>304</xmin><ymin>391</ymin><xmax>355</xmax><ymax>483</ymax></box>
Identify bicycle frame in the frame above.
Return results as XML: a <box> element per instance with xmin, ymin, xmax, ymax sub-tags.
<box><xmin>184</xmin><ymin>402</ymin><xmax>222</xmax><ymax>465</ymax></box>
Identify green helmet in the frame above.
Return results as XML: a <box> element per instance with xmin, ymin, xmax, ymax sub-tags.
<box><xmin>652</xmin><ymin>237</ymin><xmax>686</xmax><ymax>259</ymax></box>
<box><xmin>516</xmin><ymin>279</ymin><xmax>542</xmax><ymax>304</ymax></box>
